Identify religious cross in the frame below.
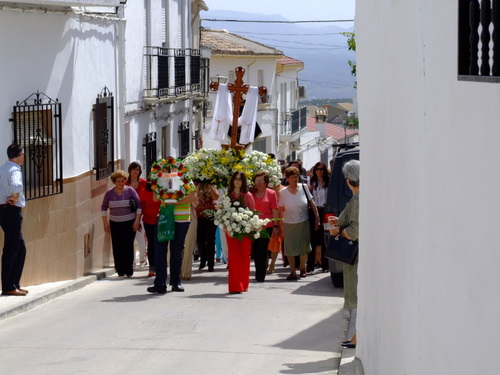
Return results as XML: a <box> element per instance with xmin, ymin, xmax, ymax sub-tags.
<box><xmin>209</xmin><ymin>66</ymin><xmax>267</xmax><ymax>149</ymax></box>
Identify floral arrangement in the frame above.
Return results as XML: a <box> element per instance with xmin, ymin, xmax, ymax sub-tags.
<box><xmin>183</xmin><ymin>148</ymin><xmax>282</xmax><ymax>188</ymax></box>
<box><xmin>241</xmin><ymin>151</ymin><xmax>282</xmax><ymax>188</ymax></box>
<box><xmin>149</xmin><ymin>157</ymin><xmax>195</xmax><ymax>203</ymax></box>
<box><xmin>205</xmin><ymin>194</ymin><xmax>271</xmax><ymax>241</ymax></box>
<box><xmin>183</xmin><ymin>148</ymin><xmax>245</xmax><ymax>188</ymax></box>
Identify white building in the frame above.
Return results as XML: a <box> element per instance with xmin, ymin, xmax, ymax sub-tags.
<box><xmin>356</xmin><ymin>1</ymin><xmax>500</xmax><ymax>374</ymax></box>
<box><xmin>0</xmin><ymin>0</ymin><xmax>207</xmax><ymax>286</ymax></box>
<box><xmin>201</xmin><ymin>28</ymin><xmax>309</xmax><ymax>158</ymax></box>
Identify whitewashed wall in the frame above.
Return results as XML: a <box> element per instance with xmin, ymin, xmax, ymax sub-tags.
<box><xmin>123</xmin><ymin>0</ymin><xmax>200</xmax><ymax>166</ymax></box>
<box><xmin>0</xmin><ymin>9</ymin><xmax>117</xmax><ymax>177</ymax></box>
<box><xmin>356</xmin><ymin>1</ymin><xmax>500</xmax><ymax>374</ymax></box>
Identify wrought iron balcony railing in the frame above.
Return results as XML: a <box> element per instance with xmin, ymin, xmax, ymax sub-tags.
<box><xmin>280</xmin><ymin>107</ymin><xmax>307</xmax><ymax>135</ymax></box>
<box><xmin>143</xmin><ymin>47</ymin><xmax>206</xmax><ymax>99</ymax></box>
<box><xmin>459</xmin><ymin>0</ymin><xmax>500</xmax><ymax>82</ymax></box>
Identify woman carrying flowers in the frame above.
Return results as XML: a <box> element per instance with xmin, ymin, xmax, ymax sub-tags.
<box><xmin>225</xmin><ymin>171</ymin><xmax>255</xmax><ymax>293</ymax></box>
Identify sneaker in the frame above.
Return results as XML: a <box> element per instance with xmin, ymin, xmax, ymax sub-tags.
<box><xmin>147</xmin><ymin>285</ymin><xmax>167</xmax><ymax>294</ymax></box>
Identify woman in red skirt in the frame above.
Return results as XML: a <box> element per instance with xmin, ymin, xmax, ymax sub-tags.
<box><xmin>225</xmin><ymin>171</ymin><xmax>255</xmax><ymax>294</ymax></box>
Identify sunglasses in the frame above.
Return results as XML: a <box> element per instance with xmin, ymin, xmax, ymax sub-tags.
<box><xmin>316</xmin><ymin>168</ymin><xmax>325</xmax><ymax>171</ymax></box>
<box><xmin>234</xmin><ymin>177</ymin><xmax>242</xmax><ymax>181</ymax></box>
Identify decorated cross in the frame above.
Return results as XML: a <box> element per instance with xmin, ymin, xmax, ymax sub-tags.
<box><xmin>209</xmin><ymin>66</ymin><xmax>267</xmax><ymax>149</ymax></box>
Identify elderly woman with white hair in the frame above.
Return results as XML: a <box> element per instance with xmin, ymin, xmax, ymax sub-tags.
<box><xmin>328</xmin><ymin>159</ymin><xmax>360</xmax><ymax>348</ymax></box>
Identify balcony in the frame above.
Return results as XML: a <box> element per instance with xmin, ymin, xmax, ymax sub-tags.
<box><xmin>279</xmin><ymin>107</ymin><xmax>308</xmax><ymax>142</ymax></box>
<box><xmin>143</xmin><ymin>47</ymin><xmax>207</xmax><ymax>105</ymax></box>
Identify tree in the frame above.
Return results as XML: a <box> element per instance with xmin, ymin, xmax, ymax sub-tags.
<box><xmin>341</xmin><ymin>32</ymin><xmax>357</xmax><ymax>88</ymax></box>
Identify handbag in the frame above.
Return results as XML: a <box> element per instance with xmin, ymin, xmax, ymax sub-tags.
<box><xmin>157</xmin><ymin>204</ymin><xmax>175</xmax><ymax>242</ymax></box>
<box><xmin>301</xmin><ymin>184</ymin><xmax>316</xmax><ymax>226</ymax></box>
<box><xmin>325</xmin><ymin>228</ymin><xmax>358</xmax><ymax>265</ymax></box>
<box><xmin>268</xmin><ymin>236</ymin><xmax>282</xmax><ymax>253</ymax></box>
<box><xmin>129</xmin><ymin>198</ymin><xmax>137</xmax><ymax>212</ymax></box>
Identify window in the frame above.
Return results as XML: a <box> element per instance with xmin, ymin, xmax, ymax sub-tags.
<box><xmin>178</xmin><ymin>121</ymin><xmax>190</xmax><ymax>158</ymax></box>
<box><xmin>10</xmin><ymin>91</ymin><xmax>63</xmax><ymax>200</ymax></box>
<box><xmin>93</xmin><ymin>87</ymin><xmax>114</xmax><ymax>180</ymax></box>
<box><xmin>458</xmin><ymin>0</ymin><xmax>500</xmax><ymax>81</ymax></box>
<box><xmin>253</xmin><ymin>137</ymin><xmax>266</xmax><ymax>153</ymax></box>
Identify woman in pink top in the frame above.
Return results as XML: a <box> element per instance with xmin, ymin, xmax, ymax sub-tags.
<box><xmin>250</xmin><ymin>171</ymin><xmax>280</xmax><ymax>282</ymax></box>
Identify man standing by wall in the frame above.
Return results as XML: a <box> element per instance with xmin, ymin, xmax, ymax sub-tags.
<box><xmin>0</xmin><ymin>144</ymin><xmax>27</xmax><ymax>296</ymax></box>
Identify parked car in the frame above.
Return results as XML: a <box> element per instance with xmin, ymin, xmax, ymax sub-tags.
<box><xmin>324</xmin><ymin>144</ymin><xmax>359</xmax><ymax>287</ymax></box>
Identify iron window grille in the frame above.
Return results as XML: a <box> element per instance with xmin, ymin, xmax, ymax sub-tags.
<box><xmin>9</xmin><ymin>91</ymin><xmax>63</xmax><ymax>200</ymax></box>
<box><xmin>93</xmin><ymin>87</ymin><xmax>114</xmax><ymax>180</ymax></box>
<box><xmin>458</xmin><ymin>0</ymin><xmax>500</xmax><ymax>81</ymax></box>
<box><xmin>143</xmin><ymin>132</ymin><xmax>157</xmax><ymax>178</ymax></box>
<box><xmin>178</xmin><ymin>121</ymin><xmax>190</xmax><ymax>159</ymax></box>
<box><xmin>144</xmin><ymin>47</ymin><xmax>202</xmax><ymax>98</ymax></box>
<box><xmin>174</xmin><ymin>49</ymin><xmax>186</xmax><ymax>95</ymax></box>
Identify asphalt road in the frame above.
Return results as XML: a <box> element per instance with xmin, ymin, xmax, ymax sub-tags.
<box><xmin>0</xmin><ymin>262</ymin><xmax>348</xmax><ymax>375</ymax></box>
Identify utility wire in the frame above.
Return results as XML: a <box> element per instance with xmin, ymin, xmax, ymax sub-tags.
<box><xmin>229</xmin><ymin>31</ymin><xmax>348</xmax><ymax>36</ymax></box>
<box><xmin>202</xmin><ymin>18</ymin><xmax>354</xmax><ymax>24</ymax></box>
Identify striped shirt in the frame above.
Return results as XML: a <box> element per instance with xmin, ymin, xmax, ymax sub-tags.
<box><xmin>0</xmin><ymin>160</ymin><xmax>25</xmax><ymax>208</ymax></box>
<box><xmin>173</xmin><ymin>203</ymin><xmax>191</xmax><ymax>222</ymax></box>
<box><xmin>101</xmin><ymin>186</ymin><xmax>142</xmax><ymax>222</ymax></box>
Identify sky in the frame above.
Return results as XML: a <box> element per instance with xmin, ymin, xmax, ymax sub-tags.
<box><xmin>203</xmin><ymin>0</ymin><xmax>355</xmax><ymax>23</ymax></box>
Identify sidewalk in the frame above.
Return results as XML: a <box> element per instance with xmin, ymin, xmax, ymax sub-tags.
<box><xmin>0</xmin><ymin>267</ymin><xmax>115</xmax><ymax>322</ymax></box>
<box><xmin>0</xmin><ymin>266</ymin><xmax>361</xmax><ymax>374</ymax></box>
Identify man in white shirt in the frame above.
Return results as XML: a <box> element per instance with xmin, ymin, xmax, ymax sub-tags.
<box><xmin>0</xmin><ymin>144</ymin><xmax>27</xmax><ymax>296</ymax></box>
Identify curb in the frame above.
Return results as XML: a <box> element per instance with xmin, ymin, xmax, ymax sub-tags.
<box><xmin>0</xmin><ymin>268</ymin><xmax>115</xmax><ymax>322</ymax></box>
<box><xmin>339</xmin><ymin>309</ymin><xmax>364</xmax><ymax>375</ymax></box>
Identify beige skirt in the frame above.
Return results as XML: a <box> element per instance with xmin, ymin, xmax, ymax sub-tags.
<box><xmin>283</xmin><ymin>220</ymin><xmax>311</xmax><ymax>256</ymax></box>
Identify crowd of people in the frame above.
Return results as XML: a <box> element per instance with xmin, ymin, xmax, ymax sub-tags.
<box><xmin>0</xmin><ymin>142</ymin><xmax>358</xmax><ymax>351</ymax></box>
<box><xmin>99</xmin><ymin>157</ymin><xmax>341</xmax><ymax>295</ymax></box>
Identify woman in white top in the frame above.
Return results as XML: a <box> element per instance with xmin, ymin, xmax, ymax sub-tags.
<box><xmin>278</xmin><ymin>167</ymin><xmax>319</xmax><ymax>280</ymax></box>
<box><xmin>308</xmin><ymin>161</ymin><xmax>330</xmax><ymax>272</ymax></box>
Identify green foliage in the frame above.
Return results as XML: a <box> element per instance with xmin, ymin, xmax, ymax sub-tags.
<box><xmin>344</xmin><ymin>116</ymin><xmax>359</xmax><ymax>129</ymax></box>
<box><xmin>341</xmin><ymin>32</ymin><xmax>357</xmax><ymax>88</ymax></box>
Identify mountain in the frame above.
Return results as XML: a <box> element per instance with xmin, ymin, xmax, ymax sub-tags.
<box><xmin>201</xmin><ymin>10</ymin><xmax>356</xmax><ymax>100</ymax></box>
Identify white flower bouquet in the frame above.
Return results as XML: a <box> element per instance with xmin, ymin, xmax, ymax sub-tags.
<box><xmin>205</xmin><ymin>194</ymin><xmax>271</xmax><ymax>241</ymax></box>
<box><xmin>241</xmin><ymin>151</ymin><xmax>282</xmax><ymax>188</ymax></box>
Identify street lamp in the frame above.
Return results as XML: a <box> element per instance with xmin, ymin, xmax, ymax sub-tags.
<box><xmin>209</xmin><ymin>75</ymin><xmax>228</xmax><ymax>91</ymax></box>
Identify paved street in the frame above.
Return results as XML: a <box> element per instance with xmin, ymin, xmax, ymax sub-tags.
<box><xmin>0</xmin><ymin>262</ymin><xmax>348</xmax><ymax>374</ymax></box>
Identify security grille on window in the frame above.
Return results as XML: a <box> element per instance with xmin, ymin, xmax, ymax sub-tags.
<box><xmin>175</xmin><ymin>49</ymin><xmax>186</xmax><ymax>95</ymax></box>
<box><xmin>178</xmin><ymin>121</ymin><xmax>190</xmax><ymax>158</ymax></box>
<box><xmin>458</xmin><ymin>0</ymin><xmax>500</xmax><ymax>81</ymax></box>
<box><xmin>190</xmin><ymin>49</ymin><xmax>201</xmax><ymax>91</ymax></box>
<box><xmin>10</xmin><ymin>91</ymin><xmax>63</xmax><ymax>200</ymax></box>
<box><xmin>93</xmin><ymin>87</ymin><xmax>114</xmax><ymax>180</ymax></box>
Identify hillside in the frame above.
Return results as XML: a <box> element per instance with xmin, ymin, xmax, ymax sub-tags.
<box><xmin>201</xmin><ymin>9</ymin><xmax>356</xmax><ymax>100</ymax></box>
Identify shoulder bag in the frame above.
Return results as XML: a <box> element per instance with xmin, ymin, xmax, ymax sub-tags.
<box><xmin>301</xmin><ymin>183</ymin><xmax>316</xmax><ymax>226</ymax></box>
<box><xmin>325</xmin><ymin>227</ymin><xmax>358</xmax><ymax>265</ymax></box>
